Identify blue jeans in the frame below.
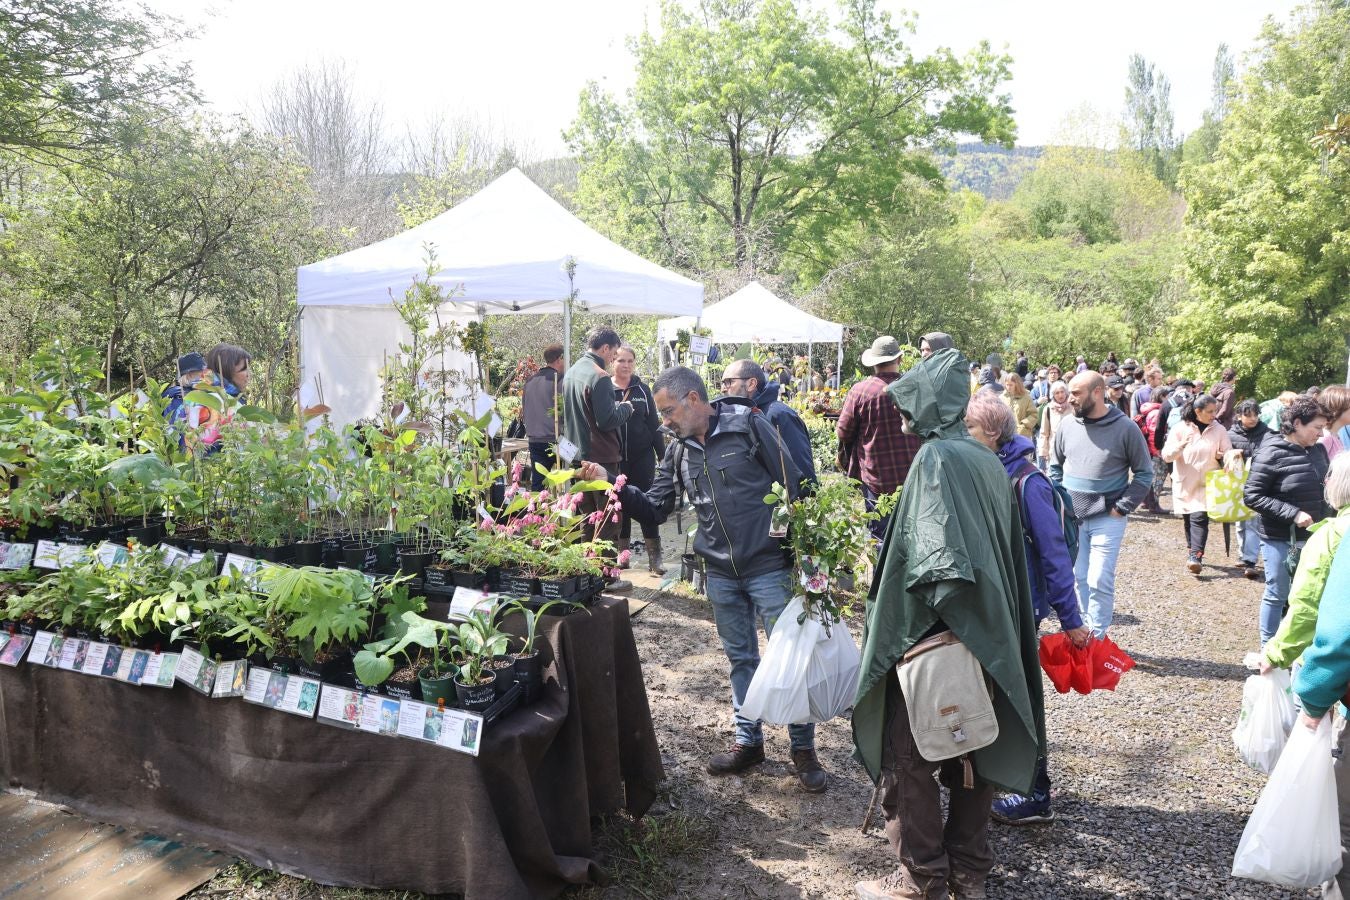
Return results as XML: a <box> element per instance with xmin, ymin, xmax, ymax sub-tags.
<box><xmin>1260</xmin><ymin>538</ymin><xmax>1305</xmax><ymax>645</ymax></box>
<box><xmin>704</xmin><ymin>567</ymin><xmax>815</xmax><ymax>750</ymax></box>
<box><xmin>1075</xmin><ymin>512</ymin><xmax>1129</xmax><ymax>638</ymax></box>
<box><xmin>862</xmin><ymin>485</ymin><xmax>890</xmax><ymax>542</ymax></box>
<box><xmin>528</xmin><ymin>441</ymin><xmax>555</xmax><ymax>491</ymax></box>
<box><xmin>1237</xmin><ymin>518</ymin><xmax>1262</xmax><ymax>566</ymax></box>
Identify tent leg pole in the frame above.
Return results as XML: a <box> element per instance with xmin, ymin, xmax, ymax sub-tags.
<box><xmin>837</xmin><ymin>342</ymin><xmax>843</xmax><ymax>386</ymax></box>
<box><xmin>563</xmin><ymin>299</ymin><xmax>572</xmax><ymax>366</ymax></box>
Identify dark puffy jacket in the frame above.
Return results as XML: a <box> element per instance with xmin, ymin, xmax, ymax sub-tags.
<box><xmin>620</xmin><ymin>397</ymin><xmax>802</xmax><ymax>579</ymax></box>
<box><xmin>750</xmin><ymin>382</ymin><xmax>816</xmax><ymax>488</ymax></box>
<box><xmin>614</xmin><ymin>375</ymin><xmax>664</xmax><ymax>478</ymax></box>
<box><xmin>1228</xmin><ymin>418</ymin><xmax>1272</xmax><ymax>461</ymax></box>
<box><xmin>998</xmin><ymin>434</ymin><xmax>1082</xmax><ymax>631</ymax></box>
<box><xmin>1244</xmin><ymin>436</ymin><xmax>1333</xmax><ymax>542</ymax></box>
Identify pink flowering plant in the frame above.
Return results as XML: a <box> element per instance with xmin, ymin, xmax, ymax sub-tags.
<box><xmin>442</xmin><ymin>461</ymin><xmax>625</xmax><ymax>579</ymax></box>
<box><xmin>763</xmin><ymin>476</ymin><xmax>876</xmax><ymax>623</ymax></box>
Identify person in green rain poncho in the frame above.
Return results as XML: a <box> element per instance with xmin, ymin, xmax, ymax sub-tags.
<box><xmin>853</xmin><ymin>347</ymin><xmax>1046</xmax><ymax>900</ymax></box>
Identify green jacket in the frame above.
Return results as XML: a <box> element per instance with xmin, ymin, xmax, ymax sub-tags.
<box><xmin>852</xmin><ymin>348</ymin><xmax>1046</xmax><ymax>795</ymax></box>
<box><xmin>561</xmin><ymin>351</ymin><xmax>631</xmax><ymax>465</ymax></box>
<box><xmin>1264</xmin><ymin>505</ymin><xmax>1350</xmax><ymax>669</ymax></box>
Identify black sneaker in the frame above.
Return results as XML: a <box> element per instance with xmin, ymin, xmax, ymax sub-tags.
<box><xmin>707</xmin><ymin>742</ymin><xmax>765</xmax><ymax>775</ymax></box>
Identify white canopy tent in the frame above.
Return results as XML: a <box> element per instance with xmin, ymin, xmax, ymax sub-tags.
<box><xmin>296</xmin><ymin>168</ymin><xmax>703</xmax><ymax>428</ymax></box>
<box><xmin>656</xmin><ymin>281</ymin><xmax>845</xmax><ymax>379</ymax></box>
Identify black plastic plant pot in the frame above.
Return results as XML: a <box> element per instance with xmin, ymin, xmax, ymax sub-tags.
<box><xmin>487</xmin><ymin>654</ymin><xmax>517</xmax><ymax>697</ymax></box>
<box><xmin>455</xmin><ymin>677</ymin><xmax>497</xmax><ymax>712</ymax></box>
<box><xmin>125</xmin><ymin>523</ymin><xmax>162</xmax><ymax>547</ymax></box>
<box><xmin>489</xmin><ymin>479</ymin><xmax>506</xmax><ymax>508</ymax></box>
<box><xmin>374</xmin><ymin>541</ymin><xmax>398</xmax><ymax>574</ymax></box>
<box><xmin>680</xmin><ymin>553</ymin><xmax>697</xmax><ymax>582</ymax></box>
<box><xmin>320</xmin><ymin>534</ymin><xmax>347</xmax><ymax>568</ymax></box>
<box><xmin>256</xmin><ymin>543</ymin><xmax>294</xmax><ymax>564</ymax></box>
<box><xmin>204</xmin><ymin>540</ymin><xmax>230</xmax><ymax>557</ymax></box>
<box><xmin>424</xmin><ymin>566</ymin><xmax>452</xmax><ymax>590</ymax></box>
<box><xmin>398</xmin><ymin>549</ymin><xmax>433</xmax><ymax>579</ymax></box>
<box><xmin>514</xmin><ymin>651</ymin><xmax>543</xmax><ymax>703</ymax></box>
<box><xmin>381</xmin><ymin>676</ymin><xmax>423</xmax><ymax>702</ymax></box>
<box><xmin>450</xmin><ymin>569</ymin><xmax>490</xmax><ymax>590</ymax></box>
<box><xmin>299</xmin><ymin>650</ymin><xmax>354</xmax><ymax>686</ymax></box>
<box><xmin>418</xmin><ymin>667</ymin><xmax>458</xmax><ymax>707</ymax></box>
<box><xmin>67</xmin><ymin>525</ymin><xmax>110</xmax><ymax>546</ymax></box>
<box><xmin>497</xmin><ymin>569</ymin><xmax>538</xmax><ymax>597</ymax></box>
<box><xmin>293</xmin><ymin>541</ymin><xmax>323</xmax><ymax>567</ymax></box>
<box><xmin>342</xmin><ymin>543</ymin><xmax>377</xmax><ymax>573</ymax></box>
<box><xmin>538</xmin><ymin>576</ymin><xmax>580</xmax><ymax>600</ymax></box>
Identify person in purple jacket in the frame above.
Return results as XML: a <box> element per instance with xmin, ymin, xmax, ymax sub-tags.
<box><xmin>966</xmin><ymin>392</ymin><xmax>1090</xmax><ymax>825</ymax></box>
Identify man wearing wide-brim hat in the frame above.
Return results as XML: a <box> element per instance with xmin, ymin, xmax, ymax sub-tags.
<box><xmin>837</xmin><ymin>336</ymin><xmax>922</xmax><ymax>540</ymax></box>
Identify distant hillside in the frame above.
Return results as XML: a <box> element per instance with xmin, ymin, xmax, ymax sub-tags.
<box><xmin>938</xmin><ymin>143</ymin><xmax>1043</xmax><ymax>200</ymax></box>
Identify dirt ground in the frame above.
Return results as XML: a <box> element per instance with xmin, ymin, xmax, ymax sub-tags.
<box><xmin>194</xmin><ymin>508</ymin><xmax>1319</xmax><ymax>899</ymax></box>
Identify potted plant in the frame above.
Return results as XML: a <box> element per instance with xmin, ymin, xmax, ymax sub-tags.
<box><xmin>353</xmin><ymin>610</ymin><xmax>453</xmax><ymax>704</ymax></box>
<box><xmin>257</xmin><ymin>564</ymin><xmax>390</xmax><ymax>686</ymax></box>
<box><xmin>501</xmin><ymin>598</ymin><xmax>573</xmax><ymax>702</ymax></box>
<box><xmin>450</xmin><ymin>614</ymin><xmax>509</xmax><ymax>711</ymax></box>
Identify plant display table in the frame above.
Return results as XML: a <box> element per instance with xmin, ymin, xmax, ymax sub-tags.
<box><xmin>0</xmin><ymin>597</ymin><xmax>663</xmax><ymax>899</ymax></box>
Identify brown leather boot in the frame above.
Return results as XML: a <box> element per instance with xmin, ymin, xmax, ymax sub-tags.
<box><xmin>645</xmin><ymin>538</ymin><xmax>666</xmax><ymax>575</ymax></box>
<box><xmin>706</xmin><ymin>742</ymin><xmax>765</xmax><ymax>775</ymax></box>
<box><xmin>791</xmin><ymin>747</ymin><xmax>828</xmax><ymax>793</ymax></box>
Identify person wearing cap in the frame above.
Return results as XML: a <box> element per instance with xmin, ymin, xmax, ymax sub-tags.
<box><xmin>1106</xmin><ymin>376</ymin><xmax>1130</xmax><ymax>415</ymax></box>
<box><xmin>837</xmin><ymin>335</ymin><xmax>922</xmax><ymax>540</ymax></box>
<box><xmin>977</xmin><ymin>353</ymin><xmax>1003</xmax><ymax>389</ymax></box>
<box><xmin>162</xmin><ymin>352</ymin><xmax>210</xmax><ymax>427</ymax></box>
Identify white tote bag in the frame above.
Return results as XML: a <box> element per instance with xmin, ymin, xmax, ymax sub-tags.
<box><xmin>1232</xmin><ymin>670</ymin><xmax>1296</xmax><ymax>775</ymax></box>
<box><xmin>1232</xmin><ymin>714</ymin><xmax>1341</xmax><ymax>888</ymax></box>
<box><xmin>740</xmin><ymin>597</ymin><xmax>861</xmax><ymax>726</ymax></box>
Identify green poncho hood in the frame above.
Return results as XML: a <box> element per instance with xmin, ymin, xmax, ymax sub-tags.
<box><xmin>853</xmin><ymin>348</ymin><xmax>1046</xmax><ymax>795</ymax></box>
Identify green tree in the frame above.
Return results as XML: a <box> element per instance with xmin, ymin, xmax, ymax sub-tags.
<box><xmin>1125</xmin><ymin>54</ymin><xmax>1179</xmax><ymax>186</ymax></box>
<box><xmin>1176</xmin><ymin>3</ymin><xmax>1350</xmax><ymax>396</ymax></box>
<box><xmin>565</xmin><ymin>0</ymin><xmax>1016</xmax><ymax>276</ymax></box>
<box><xmin>0</xmin><ymin>0</ymin><xmax>195</xmax><ymax>166</ymax></box>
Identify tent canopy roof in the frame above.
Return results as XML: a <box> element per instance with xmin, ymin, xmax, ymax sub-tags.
<box><xmin>297</xmin><ymin>168</ymin><xmax>702</xmax><ymax>316</ymax></box>
<box><xmin>656</xmin><ymin>281</ymin><xmax>843</xmax><ymax>344</ymax></box>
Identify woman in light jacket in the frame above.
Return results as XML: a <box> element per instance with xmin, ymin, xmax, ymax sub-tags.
<box><xmin>1001</xmin><ymin>371</ymin><xmax>1038</xmax><ymax>439</ymax></box>
<box><xmin>1036</xmin><ymin>380</ymin><xmax>1072</xmax><ymax>471</ymax></box>
<box><xmin>1161</xmin><ymin>393</ymin><xmax>1232</xmax><ymax>574</ymax></box>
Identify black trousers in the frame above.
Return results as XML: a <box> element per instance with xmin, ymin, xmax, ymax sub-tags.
<box><xmin>618</xmin><ymin>453</ymin><xmax>659</xmax><ymax>542</ymax></box>
<box><xmin>1182</xmin><ymin>511</ymin><xmax>1210</xmax><ymax>556</ymax></box>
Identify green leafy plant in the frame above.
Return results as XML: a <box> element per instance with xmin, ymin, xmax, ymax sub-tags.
<box><xmin>763</xmin><ymin>476</ymin><xmax>876</xmax><ymax>622</ymax></box>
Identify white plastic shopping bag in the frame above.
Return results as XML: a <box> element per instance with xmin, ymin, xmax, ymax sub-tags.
<box><xmin>1233</xmin><ymin>670</ymin><xmax>1296</xmax><ymax>774</ymax></box>
<box><xmin>1232</xmin><ymin>714</ymin><xmax>1341</xmax><ymax>888</ymax></box>
<box><xmin>740</xmin><ymin>597</ymin><xmax>861</xmax><ymax>726</ymax></box>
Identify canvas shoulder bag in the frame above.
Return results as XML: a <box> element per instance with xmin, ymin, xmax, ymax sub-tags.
<box><xmin>896</xmin><ymin>630</ymin><xmax>998</xmax><ymax>784</ymax></box>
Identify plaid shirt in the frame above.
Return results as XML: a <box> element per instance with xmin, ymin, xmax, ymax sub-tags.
<box><xmin>836</xmin><ymin>372</ymin><xmax>921</xmax><ymax>495</ymax></box>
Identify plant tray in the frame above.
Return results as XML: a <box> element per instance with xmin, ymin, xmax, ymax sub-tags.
<box><xmin>483</xmin><ymin>682</ymin><xmax>522</xmax><ymax>727</ymax></box>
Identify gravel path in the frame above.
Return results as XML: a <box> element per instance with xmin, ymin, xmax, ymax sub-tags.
<box><xmin>620</xmin><ymin>508</ymin><xmax>1320</xmax><ymax>899</ymax></box>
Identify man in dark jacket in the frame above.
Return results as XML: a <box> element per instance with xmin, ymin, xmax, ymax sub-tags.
<box><xmin>720</xmin><ymin>359</ymin><xmax>815</xmax><ymax>488</ymax></box>
<box><xmin>561</xmin><ymin>326</ymin><xmax>633</xmax><ymax>474</ymax></box>
<box><xmin>1228</xmin><ymin>398</ymin><xmax>1272</xmax><ymax>576</ymax></box>
<box><xmin>585</xmin><ymin>366</ymin><xmax>827</xmax><ymax>792</ymax></box>
<box><xmin>853</xmin><ymin>348</ymin><xmax>1045</xmax><ymax>900</ymax></box>
<box><xmin>1244</xmin><ymin>397</ymin><xmax>1333</xmax><ymax>644</ymax></box>
<box><xmin>522</xmin><ymin>344</ymin><xmax>565</xmax><ymax>490</ymax></box>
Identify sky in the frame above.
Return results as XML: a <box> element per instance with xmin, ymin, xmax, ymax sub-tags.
<box><xmin>170</xmin><ymin>0</ymin><xmax>1301</xmax><ymax>156</ymax></box>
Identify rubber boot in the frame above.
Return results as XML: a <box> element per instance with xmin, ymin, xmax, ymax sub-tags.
<box><xmin>645</xmin><ymin>538</ymin><xmax>666</xmax><ymax>575</ymax></box>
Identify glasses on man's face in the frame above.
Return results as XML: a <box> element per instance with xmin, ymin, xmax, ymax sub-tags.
<box><xmin>720</xmin><ymin>377</ymin><xmax>744</xmax><ymax>389</ymax></box>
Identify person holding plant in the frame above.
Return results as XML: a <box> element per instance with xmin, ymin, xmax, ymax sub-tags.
<box><xmin>205</xmin><ymin>343</ymin><xmax>251</xmax><ymax>399</ymax></box>
<box><xmin>523</xmin><ymin>343</ymin><xmax>566</xmax><ymax>490</ymax></box>
<box><xmin>1161</xmin><ymin>394</ymin><xmax>1233</xmax><ymax>574</ymax></box>
<box><xmin>612</xmin><ymin>345</ymin><xmax>666</xmax><ymax>574</ymax></box>
<box><xmin>581</xmin><ymin>365</ymin><xmax>828</xmax><ymax>793</ymax></box>
<box><xmin>853</xmin><ymin>348</ymin><xmax>1045</xmax><ymax>900</ymax></box>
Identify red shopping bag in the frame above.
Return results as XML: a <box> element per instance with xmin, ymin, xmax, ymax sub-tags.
<box><xmin>1038</xmin><ymin>633</ymin><xmax>1085</xmax><ymax>693</ymax></box>
<box><xmin>1088</xmin><ymin>635</ymin><xmax>1135</xmax><ymax>691</ymax></box>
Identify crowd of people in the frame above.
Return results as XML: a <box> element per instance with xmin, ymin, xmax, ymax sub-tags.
<box><xmin>532</xmin><ymin>327</ymin><xmax>1350</xmax><ymax>899</ymax></box>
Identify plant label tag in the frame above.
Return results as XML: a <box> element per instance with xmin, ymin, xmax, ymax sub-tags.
<box><xmin>116</xmin><ymin>649</ymin><xmax>149</xmax><ymax>684</ymax></box>
<box><xmin>437</xmin><ymin>709</ymin><xmax>484</xmax><ymax>757</ymax></box>
<box><xmin>688</xmin><ymin>335</ymin><xmax>712</xmax><ymax>358</ymax></box>
<box><xmin>316</xmin><ymin>683</ymin><xmax>362</xmax><ymax>729</ymax></box>
<box><xmin>0</xmin><ymin>633</ymin><xmax>32</xmax><ymax>666</ymax></box>
<box><xmin>80</xmin><ymin>641</ymin><xmax>110</xmax><ymax>676</ymax></box>
<box><xmin>33</xmin><ymin>540</ymin><xmax>61</xmax><ymax>570</ymax></box>
<box><xmin>29</xmin><ymin>631</ymin><xmax>60</xmax><ymax>667</ymax></box>
<box><xmin>95</xmin><ymin>541</ymin><xmax>128</xmax><ymax>567</ymax></box>
<box><xmin>57</xmin><ymin>543</ymin><xmax>89</xmax><ymax>568</ymax></box>
<box><xmin>188</xmin><ymin>551</ymin><xmax>207</xmax><ymax>566</ymax></box>
<box><xmin>98</xmin><ymin>644</ymin><xmax>124</xmax><ymax>677</ymax></box>
<box><xmin>58</xmin><ymin>638</ymin><xmax>85</xmax><ymax>670</ymax></box>
<box><xmin>449</xmin><ymin>587</ymin><xmax>498</xmax><ymax>620</ymax></box>
<box><xmin>277</xmin><ymin>675</ymin><xmax>321</xmax><ymax>717</ymax></box>
<box><xmin>158</xmin><ymin>544</ymin><xmax>191</xmax><ymax>569</ymax></box>
<box><xmin>222</xmin><ymin>553</ymin><xmax>259</xmax><ymax>579</ymax></box>
<box><xmin>359</xmin><ymin>694</ymin><xmax>402</xmax><ymax>736</ymax></box>
<box><xmin>557</xmin><ymin>436</ymin><xmax>580</xmax><ymax>465</ymax></box>
<box><xmin>175</xmin><ymin>646</ymin><xmax>218</xmax><ymax>695</ymax></box>
<box><xmin>0</xmin><ymin>542</ymin><xmax>34</xmax><ymax>570</ymax></box>
<box><xmin>244</xmin><ymin>667</ymin><xmax>281</xmax><ymax>706</ymax></box>
<box><xmin>395</xmin><ymin>699</ymin><xmax>443</xmax><ymax>742</ymax></box>
<box><xmin>213</xmin><ymin>660</ymin><xmax>248</xmax><ymax>698</ymax></box>
<box><xmin>140</xmin><ymin>652</ymin><xmax>180</xmax><ymax>688</ymax></box>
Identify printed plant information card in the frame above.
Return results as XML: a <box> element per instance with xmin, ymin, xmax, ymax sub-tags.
<box><xmin>316</xmin><ymin>684</ymin><xmax>363</xmax><ymax>729</ymax></box>
<box><xmin>140</xmin><ymin>652</ymin><xmax>180</xmax><ymax>688</ymax></box>
<box><xmin>359</xmin><ymin>694</ymin><xmax>402</xmax><ymax>736</ymax></box>
<box><xmin>0</xmin><ymin>633</ymin><xmax>31</xmax><ymax>666</ymax></box>
<box><xmin>439</xmin><ymin>709</ymin><xmax>484</xmax><ymax>757</ymax></box>
<box><xmin>213</xmin><ymin>659</ymin><xmax>248</xmax><ymax>698</ymax></box>
<box><xmin>175</xmin><ymin>646</ymin><xmax>219</xmax><ymax>696</ymax></box>
<box><xmin>115</xmin><ymin>649</ymin><xmax>150</xmax><ymax>684</ymax></box>
<box><xmin>79</xmin><ymin>641</ymin><xmax>110</xmax><ymax>676</ymax></box>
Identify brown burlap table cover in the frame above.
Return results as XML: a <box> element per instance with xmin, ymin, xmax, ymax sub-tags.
<box><xmin>0</xmin><ymin>596</ymin><xmax>664</xmax><ymax>898</ymax></box>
